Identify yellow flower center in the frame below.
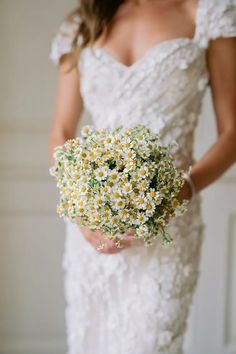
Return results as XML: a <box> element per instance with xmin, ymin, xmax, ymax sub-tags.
<box><xmin>138</xmin><ymin>198</ymin><xmax>145</xmax><ymax>205</ymax></box>
<box><xmin>111</xmin><ymin>173</ymin><xmax>118</xmax><ymax>180</ymax></box>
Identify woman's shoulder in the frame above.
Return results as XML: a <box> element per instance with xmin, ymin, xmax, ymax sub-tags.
<box><xmin>195</xmin><ymin>0</ymin><xmax>236</xmax><ymax>48</ymax></box>
<box><xmin>49</xmin><ymin>12</ymin><xmax>81</xmax><ymax>66</ymax></box>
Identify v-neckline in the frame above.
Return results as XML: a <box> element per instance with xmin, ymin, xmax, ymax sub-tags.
<box><xmin>88</xmin><ymin>0</ymin><xmax>203</xmax><ymax>71</ymax></box>
<box><xmin>92</xmin><ymin>37</ymin><xmax>194</xmax><ymax>71</ymax></box>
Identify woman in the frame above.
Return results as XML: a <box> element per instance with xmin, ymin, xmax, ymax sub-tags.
<box><xmin>49</xmin><ymin>0</ymin><xmax>236</xmax><ymax>353</ymax></box>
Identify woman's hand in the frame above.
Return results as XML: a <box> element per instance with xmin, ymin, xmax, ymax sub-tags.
<box><xmin>80</xmin><ymin>225</ymin><xmax>134</xmax><ymax>254</ymax></box>
<box><xmin>177</xmin><ymin>180</ymin><xmax>192</xmax><ymax>202</ymax></box>
<box><xmin>79</xmin><ymin>183</ymin><xmax>191</xmax><ymax>255</ymax></box>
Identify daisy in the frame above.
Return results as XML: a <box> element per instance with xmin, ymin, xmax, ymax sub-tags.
<box><xmin>124</xmin><ymin>161</ymin><xmax>136</xmax><ymax>172</ymax></box>
<box><xmin>137</xmin><ymin>213</ymin><xmax>148</xmax><ymax>224</ymax></box>
<box><xmin>109</xmin><ymin>171</ymin><xmax>119</xmax><ymax>183</ymax></box>
<box><xmin>78</xmin><ymin>184</ymin><xmax>88</xmax><ymax>195</ymax></box>
<box><xmin>119</xmin><ymin>209</ymin><xmax>130</xmax><ymax>221</ymax></box>
<box><xmin>145</xmin><ymin>201</ymin><xmax>156</xmax><ymax>215</ymax></box>
<box><xmin>94</xmin><ymin>167</ymin><xmax>108</xmax><ymax>181</ymax></box>
<box><xmin>137</xmin><ymin>166</ymin><xmax>149</xmax><ymax>179</ymax></box>
<box><xmin>122</xmin><ymin>182</ymin><xmax>133</xmax><ymax>194</ymax></box>
<box><xmin>81</xmin><ymin>125</ymin><xmax>94</xmax><ymax>137</ymax></box>
<box><xmin>122</xmin><ymin>149</ymin><xmax>136</xmax><ymax>160</ymax></box>
<box><xmin>135</xmin><ymin>195</ymin><xmax>148</xmax><ymax>209</ymax></box>
<box><xmin>113</xmin><ymin>199</ymin><xmax>126</xmax><ymax>210</ymax></box>
<box><xmin>104</xmin><ymin>134</ymin><xmax>115</xmax><ymax>147</ymax></box>
<box><xmin>136</xmin><ymin>225</ymin><xmax>149</xmax><ymax>238</ymax></box>
<box><xmin>76</xmin><ymin>198</ymin><xmax>86</xmax><ymax>208</ymax></box>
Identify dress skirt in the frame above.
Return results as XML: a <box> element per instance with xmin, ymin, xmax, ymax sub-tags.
<box><xmin>63</xmin><ymin>193</ymin><xmax>205</xmax><ymax>354</ymax></box>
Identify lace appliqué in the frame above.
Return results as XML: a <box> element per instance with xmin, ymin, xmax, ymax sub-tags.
<box><xmin>63</xmin><ymin>195</ymin><xmax>206</xmax><ymax>354</ymax></box>
<box><xmin>50</xmin><ymin>14</ymin><xmax>81</xmax><ymax>65</ymax></box>
<box><xmin>196</xmin><ymin>0</ymin><xmax>236</xmax><ymax>48</ymax></box>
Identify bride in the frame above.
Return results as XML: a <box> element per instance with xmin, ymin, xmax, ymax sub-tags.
<box><xmin>48</xmin><ymin>0</ymin><xmax>236</xmax><ymax>353</ymax></box>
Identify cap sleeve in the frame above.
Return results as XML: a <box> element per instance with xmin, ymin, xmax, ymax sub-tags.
<box><xmin>49</xmin><ymin>14</ymin><xmax>81</xmax><ymax>65</ymax></box>
<box><xmin>196</xmin><ymin>0</ymin><xmax>236</xmax><ymax>48</ymax></box>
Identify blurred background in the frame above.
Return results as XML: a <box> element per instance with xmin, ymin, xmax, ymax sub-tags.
<box><xmin>0</xmin><ymin>1</ymin><xmax>235</xmax><ymax>353</ymax></box>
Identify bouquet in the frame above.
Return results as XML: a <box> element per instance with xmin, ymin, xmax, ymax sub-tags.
<box><xmin>50</xmin><ymin>124</ymin><xmax>188</xmax><ymax>247</ymax></box>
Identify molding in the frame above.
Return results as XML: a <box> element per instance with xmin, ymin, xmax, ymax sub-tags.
<box><xmin>0</xmin><ymin>165</ymin><xmax>51</xmax><ymax>181</ymax></box>
<box><xmin>0</xmin><ymin>177</ymin><xmax>59</xmax><ymax>214</ymax></box>
<box><xmin>0</xmin><ymin>122</ymin><xmax>50</xmax><ymax>134</ymax></box>
<box><xmin>0</xmin><ymin>337</ymin><xmax>66</xmax><ymax>354</ymax></box>
<box><xmin>219</xmin><ymin>172</ymin><xmax>236</xmax><ymax>184</ymax></box>
<box><xmin>224</xmin><ymin>213</ymin><xmax>236</xmax><ymax>350</ymax></box>
<box><xmin>0</xmin><ymin>210</ymin><xmax>56</xmax><ymax>217</ymax></box>
<box><xmin>220</xmin><ymin>177</ymin><xmax>236</xmax><ymax>184</ymax></box>
<box><xmin>218</xmin><ymin>165</ymin><xmax>236</xmax><ymax>184</ymax></box>
<box><xmin>0</xmin><ymin>113</ymin><xmax>87</xmax><ymax>135</ymax></box>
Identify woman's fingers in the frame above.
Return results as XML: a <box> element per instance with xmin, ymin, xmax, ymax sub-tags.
<box><xmin>80</xmin><ymin>225</ymin><xmax>137</xmax><ymax>254</ymax></box>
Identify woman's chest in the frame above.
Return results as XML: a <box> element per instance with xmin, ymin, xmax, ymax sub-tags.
<box><xmin>94</xmin><ymin>1</ymin><xmax>196</xmax><ymax>68</ymax></box>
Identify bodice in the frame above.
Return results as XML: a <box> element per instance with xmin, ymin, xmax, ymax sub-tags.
<box><xmin>78</xmin><ymin>38</ymin><xmax>208</xmax><ymax>166</ymax></box>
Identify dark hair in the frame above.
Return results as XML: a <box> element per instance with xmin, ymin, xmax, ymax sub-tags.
<box><xmin>68</xmin><ymin>0</ymin><xmax>125</xmax><ymax>50</ymax></box>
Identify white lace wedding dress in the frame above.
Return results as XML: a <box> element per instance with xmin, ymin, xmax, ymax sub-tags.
<box><xmin>49</xmin><ymin>1</ymin><xmax>236</xmax><ymax>353</ymax></box>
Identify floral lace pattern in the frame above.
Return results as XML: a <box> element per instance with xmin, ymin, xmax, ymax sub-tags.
<box><xmin>50</xmin><ymin>1</ymin><xmax>236</xmax><ymax>353</ymax></box>
<box><xmin>195</xmin><ymin>0</ymin><xmax>236</xmax><ymax>48</ymax></box>
<box><xmin>63</xmin><ymin>196</ymin><xmax>205</xmax><ymax>354</ymax></box>
<box><xmin>50</xmin><ymin>14</ymin><xmax>81</xmax><ymax>65</ymax></box>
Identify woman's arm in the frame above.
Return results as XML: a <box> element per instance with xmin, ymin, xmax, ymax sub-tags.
<box><xmin>48</xmin><ymin>52</ymin><xmax>83</xmax><ymax>165</ymax></box>
<box><xmin>189</xmin><ymin>36</ymin><xmax>236</xmax><ymax>195</ymax></box>
<box><xmin>48</xmin><ymin>52</ymin><xmax>132</xmax><ymax>253</ymax></box>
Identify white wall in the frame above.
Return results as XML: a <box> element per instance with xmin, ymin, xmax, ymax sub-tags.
<box><xmin>0</xmin><ymin>1</ymin><xmax>78</xmax><ymax>353</ymax></box>
<box><xmin>0</xmin><ymin>1</ymin><xmax>235</xmax><ymax>354</ymax></box>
